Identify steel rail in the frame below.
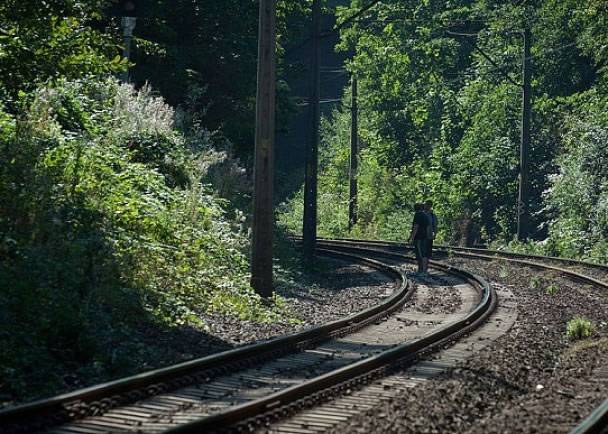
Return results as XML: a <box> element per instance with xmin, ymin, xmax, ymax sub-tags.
<box><xmin>568</xmin><ymin>399</ymin><xmax>608</xmax><ymax>434</ymax></box>
<box><xmin>439</xmin><ymin>245</ymin><xmax>608</xmax><ymax>273</ymax></box>
<box><xmin>0</xmin><ymin>248</ymin><xmax>411</xmax><ymax>434</ymax></box>
<box><xmin>437</xmin><ymin>249</ymin><xmax>608</xmax><ymax>289</ymax></box>
<box><xmin>162</xmin><ymin>243</ymin><xmax>496</xmax><ymax>433</ymax></box>
<box><xmin>313</xmin><ymin>235</ymin><xmax>608</xmax><ymax>273</ymax></box>
<box><xmin>316</xmin><ymin>238</ymin><xmax>608</xmax><ymax>434</ymax></box>
<box><xmin>307</xmin><ymin>237</ymin><xmax>608</xmax><ymax>290</ymax></box>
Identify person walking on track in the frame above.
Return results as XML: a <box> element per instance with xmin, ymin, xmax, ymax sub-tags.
<box><xmin>408</xmin><ymin>202</ymin><xmax>430</xmax><ymax>276</ymax></box>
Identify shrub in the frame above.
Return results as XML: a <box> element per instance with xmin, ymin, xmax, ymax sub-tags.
<box><xmin>540</xmin><ymin>90</ymin><xmax>608</xmax><ymax>263</ymax></box>
<box><xmin>566</xmin><ymin>316</ymin><xmax>594</xmax><ymax>340</ymax></box>
<box><xmin>0</xmin><ymin>77</ymin><xmax>290</xmax><ymax>402</ymax></box>
<box><xmin>545</xmin><ymin>284</ymin><xmax>559</xmax><ymax>296</ymax></box>
<box><xmin>498</xmin><ymin>265</ymin><xmax>509</xmax><ymax>279</ymax></box>
<box><xmin>530</xmin><ymin>276</ymin><xmax>543</xmax><ymax>289</ymax></box>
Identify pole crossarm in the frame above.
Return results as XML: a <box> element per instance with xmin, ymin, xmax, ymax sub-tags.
<box><xmin>445</xmin><ymin>30</ymin><xmax>522</xmax><ymax>87</ymax></box>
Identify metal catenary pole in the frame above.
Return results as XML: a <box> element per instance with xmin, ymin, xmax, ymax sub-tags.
<box><xmin>303</xmin><ymin>0</ymin><xmax>321</xmax><ymax>263</ymax></box>
<box><xmin>250</xmin><ymin>0</ymin><xmax>276</xmax><ymax>297</ymax></box>
<box><xmin>348</xmin><ymin>76</ymin><xmax>358</xmax><ymax>231</ymax></box>
<box><xmin>517</xmin><ymin>25</ymin><xmax>531</xmax><ymax>241</ymax></box>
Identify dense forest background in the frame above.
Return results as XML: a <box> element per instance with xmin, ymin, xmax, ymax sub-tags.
<box><xmin>280</xmin><ymin>0</ymin><xmax>608</xmax><ymax>263</ymax></box>
<box><xmin>1</xmin><ymin>0</ymin><xmax>607</xmax><ymax>406</ymax></box>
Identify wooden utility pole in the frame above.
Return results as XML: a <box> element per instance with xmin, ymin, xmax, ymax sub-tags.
<box><xmin>517</xmin><ymin>25</ymin><xmax>531</xmax><ymax>241</ymax></box>
<box><xmin>348</xmin><ymin>76</ymin><xmax>358</xmax><ymax>231</ymax></box>
<box><xmin>250</xmin><ymin>0</ymin><xmax>276</xmax><ymax>297</ymax></box>
<box><xmin>303</xmin><ymin>0</ymin><xmax>321</xmax><ymax>262</ymax></box>
<box><xmin>120</xmin><ymin>17</ymin><xmax>136</xmax><ymax>83</ymax></box>
<box><xmin>116</xmin><ymin>1</ymin><xmax>137</xmax><ymax>83</ymax></box>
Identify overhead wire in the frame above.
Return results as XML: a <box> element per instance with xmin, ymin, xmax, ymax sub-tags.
<box><xmin>285</xmin><ymin>2</ymin><xmax>582</xmax><ymax>111</ymax></box>
<box><xmin>447</xmin><ymin>30</ymin><xmax>522</xmax><ymax>86</ymax></box>
<box><xmin>433</xmin><ymin>37</ymin><xmax>581</xmax><ymax>91</ymax></box>
<box><xmin>332</xmin><ymin>0</ymin><xmax>384</xmax><ymax>33</ymax></box>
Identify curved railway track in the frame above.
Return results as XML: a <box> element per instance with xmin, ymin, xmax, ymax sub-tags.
<box><xmin>441</xmin><ymin>245</ymin><xmax>608</xmax><ymax>278</ymax></box>
<box><xmin>316</xmin><ymin>237</ymin><xmax>608</xmax><ymax>289</ymax></box>
<box><xmin>313</xmin><ymin>237</ymin><xmax>608</xmax><ymax>434</ymax></box>
<box><xmin>1</xmin><ymin>246</ymin><xmax>496</xmax><ymax>434</ymax></box>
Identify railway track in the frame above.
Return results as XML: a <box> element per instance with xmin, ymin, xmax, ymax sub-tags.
<box><xmin>0</xmin><ymin>246</ymin><xmax>496</xmax><ymax>434</ymax></box>
<box><xmin>569</xmin><ymin>398</ymin><xmax>608</xmax><ymax>434</ymax></box>
<box><xmin>312</xmin><ymin>237</ymin><xmax>608</xmax><ymax>434</ymax></box>
<box><xmin>316</xmin><ymin>237</ymin><xmax>608</xmax><ymax>289</ymax></box>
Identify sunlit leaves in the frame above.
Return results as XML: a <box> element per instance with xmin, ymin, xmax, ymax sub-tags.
<box><xmin>0</xmin><ymin>77</ymin><xmax>289</xmax><ymax>341</ymax></box>
<box><xmin>544</xmin><ymin>90</ymin><xmax>608</xmax><ymax>260</ymax></box>
<box><xmin>0</xmin><ymin>2</ymin><xmax>122</xmax><ymax>102</ymax></box>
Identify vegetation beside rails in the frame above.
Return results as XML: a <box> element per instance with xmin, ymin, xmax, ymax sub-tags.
<box><xmin>566</xmin><ymin>317</ymin><xmax>595</xmax><ymax>340</ymax></box>
<box><xmin>0</xmin><ymin>78</ymin><xmax>298</xmax><ymax>407</ymax></box>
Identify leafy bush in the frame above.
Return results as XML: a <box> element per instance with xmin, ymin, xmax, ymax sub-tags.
<box><xmin>529</xmin><ymin>276</ymin><xmax>543</xmax><ymax>289</ymax></box>
<box><xmin>566</xmin><ymin>316</ymin><xmax>594</xmax><ymax>340</ymax></box>
<box><xmin>491</xmin><ymin>90</ymin><xmax>608</xmax><ymax>262</ymax></box>
<box><xmin>498</xmin><ymin>266</ymin><xmax>509</xmax><ymax>279</ymax></box>
<box><xmin>545</xmin><ymin>284</ymin><xmax>559</xmax><ymax>296</ymax></box>
<box><xmin>0</xmin><ymin>77</ymin><xmax>288</xmax><ymax>403</ymax></box>
<box><xmin>542</xmin><ymin>92</ymin><xmax>608</xmax><ymax>261</ymax></box>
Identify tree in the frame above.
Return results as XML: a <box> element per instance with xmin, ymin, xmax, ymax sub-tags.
<box><xmin>0</xmin><ymin>0</ymin><xmax>124</xmax><ymax>105</ymax></box>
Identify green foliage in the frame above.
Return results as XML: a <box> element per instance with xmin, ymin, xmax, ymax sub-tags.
<box><xmin>566</xmin><ymin>316</ymin><xmax>594</xmax><ymax>340</ymax></box>
<box><xmin>498</xmin><ymin>265</ymin><xmax>509</xmax><ymax>279</ymax></box>
<box><xmin>573</xmin><ymin>0</ymin><xmax>608</xmax><ymax>80</ymax></box>
<box><xmin>281</xmin><ymin>0</ymin><xmax>608</xmax><ymax>249</ymax></box>
<box><xmin>2</xmin><ymin>0</ymin><xmax>608</xmax><ymax>405</ymax></box>
<box><xmin>496</xmin><ymin>88</ymin><xmax>608</xmax><ymax>262</ymax></box>
<box><xmin>278</xmin><ymin>102</ymin><xmax>416</xmax><ymax>241</ymax></box>
<box><xmin>0</xmin><ymin>77</ymin><xmax>291</xmax><ymax>403</ymax></box>
<box><xmin>544</xmin><ymin>284</ymin><xmax>559</xmax><ymax>296</ymax></box>
<box><xmin>0</xmin><ymin>0</ymin><xmax>124</xmax><ymax>102</ymax></box>
<box><xmin>530</xmin><ymin>276</ymin><xmax>543</xmax><ymax>289</ymax></box>
<box><xmin>129</xmin><ymin>0</ymin><xmax>306</xmax><ymax>155</ymax></box>
<box><xmin>541</xmin><ymin>90</ymin><xmax>608</xmax><ymax>262</ymax></box>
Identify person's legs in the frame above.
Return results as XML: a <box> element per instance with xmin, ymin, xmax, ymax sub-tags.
<box><xmin>414</xmin><ymin>240</ymin><xmax>423</xmax><ymax>273</ymax></box>
<box><xmin>424</xmin><ymin>239</ymin><xmax>432</xmax><ymax>274</ymax></box>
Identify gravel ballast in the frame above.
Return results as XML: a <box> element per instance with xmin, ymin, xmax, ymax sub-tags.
<box><xmin>2</xmin><ymin>257</ymin><xmax>395</xmax><ymax>408</ymax></box>
<box><xmin>326</xmin><ymin>257</ymin><xmax>608</xmax><ymax>434</ymax></box>
<box><xmin>198</xmin><ymin>258</ymin><xmax>396</xmax><ymax>347</ymax></box>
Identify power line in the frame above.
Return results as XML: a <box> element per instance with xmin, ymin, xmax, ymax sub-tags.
<box><xmin>332</xmin><ymin>0</ymin><xmax>383</xmax><ymax>33</ymax></box>
<box><xmin>320</xmin><ymin>67</ymin><xmax>347</xmax><ymax>73</ymax></box>
<box><xmin>297</xmin><ymin>98</ymin><xmax>343</xmax><ymax>106</ymax></box>
<box><xmin>446</xmin><ymin>30</ymin><xmax>521</xmax><ymax>86</ymax></box>
<box><xmin>285</xmin><ymin>1</ymin><xmax>384</xmax><ymax>60</ymax></box>
<box><xmin>475</xmin><ymin>40</ymin><xmax>580</xmax><ymax>74</ymax></box>
<box><xmin>355</xmin><ymin>18</ymin><xmax>488</xmax><ymax>26</ymax></box>
<box><xmin>437</xmin><ymin>41</ymin><xmax>576</xmax><ymax>88</ymax></box>
<box><xmin>528</xmin><ymin>41</ymin><xmax>577</xmax><ymax>61</ymax></box>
